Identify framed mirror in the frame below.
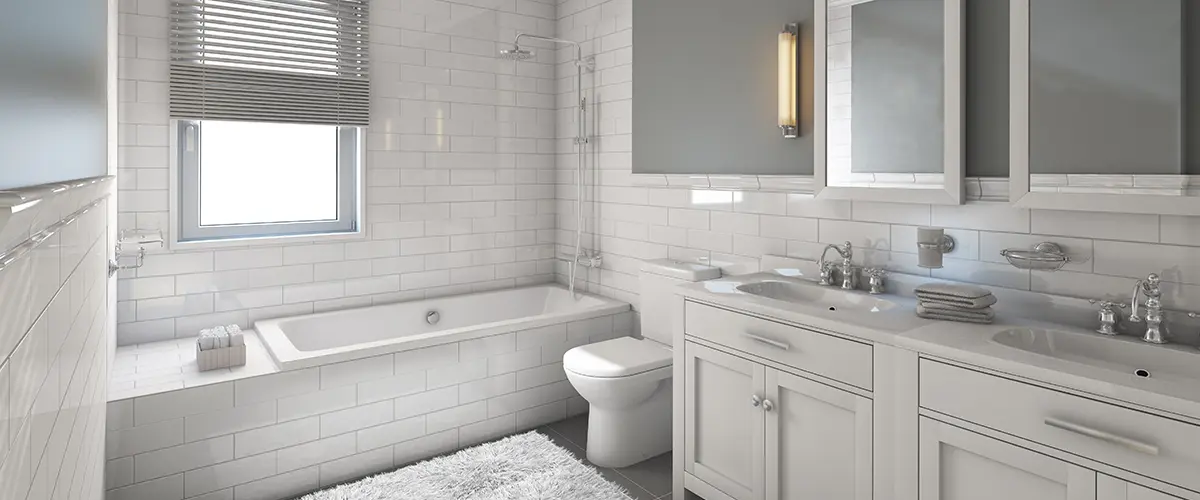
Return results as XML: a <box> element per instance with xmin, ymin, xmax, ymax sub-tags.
<box><xmin>1010</xmin><ymin>0</ymin><xmax>1200</xmax><ymax>215</ymax></box>
<box><xmin>814</xmin><ymin>0</ymin><xmax>965</xmax><ymax>204</ymax></box>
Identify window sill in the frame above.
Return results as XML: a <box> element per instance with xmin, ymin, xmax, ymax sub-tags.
<box><xmin>168</xmin><ymin>228</ymin><xmax>366</xmax><ymax>251</ymax></box>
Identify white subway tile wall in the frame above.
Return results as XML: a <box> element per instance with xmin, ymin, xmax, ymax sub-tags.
<box><xmin>0</xmin><ymin>185</ymin><xmax>112</xmax><ymax>500</ymax></box>
<box><xmin>116</xmin><ymin>0</ymin><xmax>561</xmax><ymax>345</ymax></box>
<box><xmin>554</xmin><ymin>0</ymin><xmax>1200</xmax><ymax>315</ymax></box>
<box><xmin>105</xmin><ymin>312</ymin><xmax>628</xmax><ymax>500</ymax></box>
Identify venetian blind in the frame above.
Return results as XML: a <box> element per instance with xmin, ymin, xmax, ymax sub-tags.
<box><xmin>169</xmin><ymin>0</ymin><xmax>369</xmax><ymax>126</ymax></box>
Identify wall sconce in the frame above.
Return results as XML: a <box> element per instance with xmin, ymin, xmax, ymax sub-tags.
<box><xmin>917</xmin><ymin>227</ymin><xmax>956</xmax><ymax>269</ymax></box>
<box><xmin>778</xmin><ymin>23</ymin><xmax>799</xmax><ymax>139</ymax></box>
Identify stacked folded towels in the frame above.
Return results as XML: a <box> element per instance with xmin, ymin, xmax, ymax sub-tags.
<box><xmin>915</xmin><ymin>283</ymin><xmax>996</xmax><ymax>324</ymax></box>
<box><xmin>198</xmin><ymin>324</ymin><xmax>245</xmax><ymax>350</ymax></box>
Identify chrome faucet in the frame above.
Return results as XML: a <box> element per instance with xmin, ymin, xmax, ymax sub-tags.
<box><xmin>1088</xmin><ymin>299</ymin><xmax>1125</xmax><ymax>336</ymax></box>
<box><xmin>819</xmin><ymin>241</ymin><xmax>855</xmax><ymax>290</ymax></box>
<box><xmin>1129</xmin><ymin>273</ymin><xmax>1168</xmax><ymax>344</ymax></box>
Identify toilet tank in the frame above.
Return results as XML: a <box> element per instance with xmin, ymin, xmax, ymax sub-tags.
<box><xmin>639</xmin><ymin>259</ymin><xmax>721</xmax><ymax>347</ymax></box>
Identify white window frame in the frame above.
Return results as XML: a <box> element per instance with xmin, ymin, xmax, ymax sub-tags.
<box><xmin>168</xmin><ymin>119</ymin><xmax>366</xmax><ymax>249</ymax></box>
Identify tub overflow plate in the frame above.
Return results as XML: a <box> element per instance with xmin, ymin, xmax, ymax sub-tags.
<box><xmin>426</xmin><ymin>310</ymin><xmax>440</xmax><ymax>325</ymax></box>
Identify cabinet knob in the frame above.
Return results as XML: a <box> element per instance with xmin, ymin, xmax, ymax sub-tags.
<box><xmin>751</xmin><ymin>395</ymin><xmax>762</xmax><ymax>407</ymax></box>
<box><xmin>762</xmin><ymin>399</ymin><xmax>775</xmax><ymax>412</ymax></box>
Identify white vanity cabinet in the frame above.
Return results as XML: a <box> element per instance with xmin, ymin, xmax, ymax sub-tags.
<box><xmin>919</xmin><ymin>359</ymin><xmax>1200</xmax><ymax>500</ymax></box>
<box><xmin>681</xmin><ymin>301</ymin><xmax>874</xmax><ymax>500</ymax></box>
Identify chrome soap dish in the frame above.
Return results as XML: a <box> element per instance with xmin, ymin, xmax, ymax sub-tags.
<box><xmin>1000</xmin><ymin>242</ymin><xmax>1070</xmax><ymax>272</ymax></box>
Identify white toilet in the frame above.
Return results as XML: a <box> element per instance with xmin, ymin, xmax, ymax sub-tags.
<box><xmin>563</xmin><ymin>259</ymin><xmax>721</xmax><ymax>468</ymax></box>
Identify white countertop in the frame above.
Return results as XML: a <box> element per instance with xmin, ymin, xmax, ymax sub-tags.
<box><xmin>677</xmin><ymin>271</ymin><xmax>1200</xmax><ymax>424</ymax></box>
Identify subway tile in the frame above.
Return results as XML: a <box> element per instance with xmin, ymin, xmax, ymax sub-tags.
<box><xmin>107</xmin><ymin>473</ymin><xmax>185</xmax><ymax>500</ymax></box>
<box><xmin>487</xmin><ymin>348</ymin><xmax>542</xmax><ymax>376</ymax></box>
<box><xmin>1160</xmin><ymin>215</ymin><xmax>1200</xmax><ymax>247</ymax></box>
<box><xmin>818</xmin><ymin>219</ymin><xmax>891</xmax><ymax>251</ymax></box>
<box><xmin>459</xmin><ymin>333</ymin><xmax>516</xmax><ymax>360</ymax></box>
<box><xmin>234</xmin><ymin>417</ymin><xmax>320</xmax><ymax>459</ymax></box>
<box><xmin>760</xmin><ymin>215</ymin><xmax>818</xmax><ymax>242</ymax></box>
<box><xmin>106</xmin><ymin>418</ymin><xmax>184</xmax><ymax>459</ymax></box>
<box><xmin>394</xmin><ymin>343</ymin><xmax>460</xmax><ymax>375</ymax></box>
<box><xmin>852</xmin><ymin>201</ymin><xmax>931</xmax><ymax>226</ymax></box>
<box><xmin>393</xmin><ymin>429</ymin><xmax>459</xmax><ymax>467</ymax></box>
<box><xmin>277</xmin><ymin>434</ymin><xmax>356</xmax><ymax>473</ymax></box>
<box><xmin>318</xmin><ymin>446</ymin><xmax>394</xmax><ymax>488</ymax></box>
<box><xmin>460</xmin><ymin>414</ymin><xmax>516</xmax><ymax>447</ymax></box>
<box><xmin>234</xmin><ymin>368</ymin><xmax>319</xmax><ymax>407</ymax></box>
<box><xmin>357</xmin><ymin>415</ymin><xmax>426</xmax><ymax>451</ymax></box>
<box><xmin>133</xmin><ymin>435</ymin><xmax>233</xmax><ymax>483</ymax></box>
<box><xmin>233</xmin><ymin>466</ymin><xmax>319</xmax><ymax>500</ymax></box>
<box><xmin>320</xmin><ymin>400</ymin><xmax>394</xmax><ymax>437</ymax></box>
<box><xmin>1031</xmin><ymin>210</ymin><xmax>1159</xmax><ymax>242</ymax></box>
<box><xmin>357</xmin><ymin>370</ymin><xmax>427</xmax><ymax>405</ymax></box>
<box><xmin>183</xmin><ymin>450</ymin><xmax>277</xmax><ymax>498</ymax></box>
<box><xmin>134</xmin><ymin>383</ymin><xmax>233</xmax><ymax>426</ymax></box>
<box><xmin>320</xmin><ymin>355</ymin><xmax>394</xmax><ymax>390</ymax></box>
<box><xmin>185</xmin><ymin>400</ymin><xmax>276</xmax><ymax>442</ymax></box>
<box><xmin>425</xmin><ymin>401</ymin><xmax>488</xmax><ymax>434</ymax></box>
<box><xmin>427</xmin><ymin>360</ymin><xmax>488</xmax><ymax>389</ymax></box>
<box><xmin>459</xmin><ymin>373</ymin><xmax>517</xmax><ymax>404</ymax></box>
<box><xmin>277</xmin><ymin>386</ymin><xmax>357</xmax><ymax>423</ymax></box>
<box><xmin>786</xmin><ymin>195</ymin><xmax>852</xmax><ymax>220</ymax></box>
<box><xmin>1093</xmin><ymin>240</ymin><xmax>1200</xmax><ymax>284</ymax></box>
<box><xmin>214</xmin><ymin>248</ymin><xmax>282</xmax><ymax>271</ymax></box>
<box><xmin>393</xmin><ymin>386</ymin><xmax>459</xmax><ymax>421</ymax></box>
<box><xmin>932</xmin><ymin>203</ymin><xmax>1029</xmax><ymax>233</ymax></box>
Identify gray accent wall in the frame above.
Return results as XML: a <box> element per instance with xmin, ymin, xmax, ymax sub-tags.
<box><xmin>966</xmin><ymin>0</ymin><xmax>1009</xmax><ymax>178</ymax></box>
<box><xmin>0</xmin><ymin>0</ymin><xmax>109</xmax><ymax>190</ymax></box>
<box><xmin>632</xmin><ymin>0</ymin><xmax>815</xmax><ymax>175</ymax></box>
<box><xmin>850</xmin><ymin>0</ymin><xmax>944</xmax><ymax>174</ymax></box>
<box><xmin>1030</xmin><ymin>0</ymin><xmax>1183</xmax><ymax>175</ymax></box>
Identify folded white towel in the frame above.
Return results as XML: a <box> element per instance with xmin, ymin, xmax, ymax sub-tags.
<box><xmin>917</xmin><ymin>303</ymin><xmax>995</xmax><ymax>324</ymax></box>
<box><xmin>915</xmin><ymin>283</ymin><xmax>997</xmax><ymax>309</ymax></box>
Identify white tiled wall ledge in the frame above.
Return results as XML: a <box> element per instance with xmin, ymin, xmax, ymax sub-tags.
<box><xmin>1031</xmin><ymin>174</ymin><xmax>1200</xmax><ymax>196</ymax></box>
<box><xmin>105</xmin><ymin>310</ymin><xmax>631</xmax><ymax>500</ymax></box>
<box><xmin>628</xmin><ymin>174</ymin><xmax>1009</xmax><ymax>201</ymax></box>
<box><xmin>109</xmin><ymin>332</ymin><xmax>279</xmax><ymax>401</ymax></box>
<box><xmin>0</xmin><ymin>176</ymin><xmax>114</xmax><ymax>255</ymax></box>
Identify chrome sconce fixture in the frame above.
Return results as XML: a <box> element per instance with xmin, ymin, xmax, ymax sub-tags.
<box><xmin>778</xmin><ymin>23</ymin><xmax>799</xmax><ymax>139</ymax></box>
<box><xmin>917</xmin><ymin>227</ymin><xmax>956</xmax><ymax>269</ymax></box>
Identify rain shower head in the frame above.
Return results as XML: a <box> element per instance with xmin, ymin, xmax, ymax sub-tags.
<box><xmin>498</xmin><ymin>44</ymin><xmax>534</xmax><ymax>61</ymax></box>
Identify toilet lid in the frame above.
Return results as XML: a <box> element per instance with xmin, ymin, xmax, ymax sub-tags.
<box><xmin>564</xmin><ymin>337</ymin><xmax>672</xmax><ymax>378</ymax></box>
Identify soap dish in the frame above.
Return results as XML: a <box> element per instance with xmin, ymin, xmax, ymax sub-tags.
<box><xmin>1001</xmin><ymin>242</ymin><xmax>1070</xmax><ymax>272</ymax></box>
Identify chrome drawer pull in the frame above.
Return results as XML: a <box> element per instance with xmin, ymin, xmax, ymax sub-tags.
<box><xmin>742</xmin><ymin>332</ymin><xmax>790</xmax><ymax>351</ymax></box>
<box><xmin>1043</xmin><ymin>417</ymin><xmax>1159</xmax><ymax>456</ymax></box>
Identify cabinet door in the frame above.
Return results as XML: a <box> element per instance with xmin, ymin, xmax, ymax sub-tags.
<box><xmin>765</xmin><ymin>368</ymin><xmax>873</xmax><ymax>500</ymax></box>
<box><xmin>918</xmin><ymin>417</ymin><xmax>1096</xmax><ymax>500</ymax></box>
<box><xmin>684</xmin><ymin>341</ymin><xmax>766</xmax><ymax>500</ymax></box>
<box><xmin>1098</xmin><ymin>476</ymin><xmax>1188</xmax><ymax>500</ymax></box>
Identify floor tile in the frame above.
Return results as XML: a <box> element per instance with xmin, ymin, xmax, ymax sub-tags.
<box><xmin>612</xmin><ymin>452</ymin><xmax>672</xmax><ymax>497</ymax></box>
<box><xmin>547</xmin><ymin>414</ymin><xmax>589</xmax><ymax>448</ymax></box>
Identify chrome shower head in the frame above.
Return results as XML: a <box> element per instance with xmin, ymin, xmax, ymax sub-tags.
<box><xmin>498</xmin><ymin>44</ymin><xmax>534</xmax><ymax>61</ymax></box>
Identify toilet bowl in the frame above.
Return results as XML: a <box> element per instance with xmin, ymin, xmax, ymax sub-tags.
<box><xmin>564</xmin><ymin>336</ymin><xmax>673</xmax><ymax>468</ymax></box>
<box><xmin>562</xmin><ymin>259</ymin><xmax>721</xmax><ymax>468</ymax></box>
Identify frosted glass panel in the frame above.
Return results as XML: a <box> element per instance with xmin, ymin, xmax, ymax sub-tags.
<box><xmin>199</xmin><ymin>121</ymin><xmax>340</xmax><ymax>226</ymax></box>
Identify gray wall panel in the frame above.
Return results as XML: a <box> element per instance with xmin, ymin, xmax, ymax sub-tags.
<box><xmin>0</xmin><ymin>0</ymin><xmax>109</xmax><ymax>189</ymax></box>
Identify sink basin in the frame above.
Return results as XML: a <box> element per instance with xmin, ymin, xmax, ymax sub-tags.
<box><xmin>735</xmin><ymin>280</ymin><xmax>898</xmax><ymax>313</ymax></box>
<box><xmin>993</xmin><ymin>328</ymin><xmax>1200</xmax><ymax>383</ymax></box>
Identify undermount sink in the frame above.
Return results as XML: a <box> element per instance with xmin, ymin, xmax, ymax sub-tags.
<box><xmin>735</xmin><ymin>280</ymin><xmax>898</xmax><ymax>313</ymax></box>
<box><xmin>993</xmin><ymin>327</ymin><xmax>1200</xmax><ymax>383</ymax></box>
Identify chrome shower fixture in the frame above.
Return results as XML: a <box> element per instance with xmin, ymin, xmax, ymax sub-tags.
<box><xmin>498</xmin><ymin>44</ymin><xmax>534</xmax><ymax>61</ymax></box>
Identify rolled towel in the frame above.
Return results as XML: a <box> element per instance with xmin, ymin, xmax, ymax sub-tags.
<box><xmin>915</xmin><ymin>283</ymin><xmax>997</xmax><ymax>309</ymax></box>
<box><xmin>198</xmin><ymin>328</ymin><xmax>221</xmax><ymax>351</ymax></box>
<box><xmin>227</xmin><ymin>324</ymin><xmax>245</xmax><ymax>347</ymax></box>
<box><xmin>917</xmin><ymin>303</ymin><xmax>995</xmax><ymax>323</ymax></box>
<box><xmin>212</xmin><ymin>326</ymin><xmax>231</xmax><ymax>348</ymax></box>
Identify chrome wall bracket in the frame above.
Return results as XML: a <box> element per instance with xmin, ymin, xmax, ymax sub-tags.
<box><xmin>108</xmin><ymin>228</ymin><xmax>164</xmax><ymax>276</ymax></box>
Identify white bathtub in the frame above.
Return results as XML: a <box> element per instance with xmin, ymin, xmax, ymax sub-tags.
<box><xmin>256</xmin><ymin>285</ymin><xmax>631</xmax><ymax>370</ymax></box>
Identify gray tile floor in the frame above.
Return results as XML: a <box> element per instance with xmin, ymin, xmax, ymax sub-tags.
<box><xmin>535</xmin><ymin>415</ymin><xmax>674</xmax><ymax>500</ymax></box>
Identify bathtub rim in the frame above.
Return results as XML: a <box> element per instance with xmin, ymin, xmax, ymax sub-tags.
<box><xmin>255</xmin><ymin>284</ymin><xmax>631</xmax><ymax>371</ymax></box>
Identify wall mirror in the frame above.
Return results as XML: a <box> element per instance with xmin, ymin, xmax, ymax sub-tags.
<box><xmin>815</xmin><ymin>0</ymin><xmax>965</xmax><ymax>204</ymax></box>
<box><xmin>1010</xmin><ymin>0</ymin><xmax>1200</xmax><ymax>215</ymax></box>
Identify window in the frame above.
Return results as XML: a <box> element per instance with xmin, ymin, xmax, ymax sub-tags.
<box><xmin>169</xmin><ymin>0</ymin><xmax>369</xmax><ymax>243</ymax></box>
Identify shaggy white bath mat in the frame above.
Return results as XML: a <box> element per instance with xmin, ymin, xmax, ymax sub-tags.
<box><xmin>299</xmin><ymin>431</ymin><xmax>635</xmax><ymax>500</ymax></box>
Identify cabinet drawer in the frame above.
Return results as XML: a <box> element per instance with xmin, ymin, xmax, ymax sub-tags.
<box><xmin>684</xmin><ymin>301</ymin><xmax>873</xmax><ymax>390</ymax></box>
<box><xmin>920</xmin><ymin>359</ymin><xmax>1200</xmax><ymax>493</ymax></box>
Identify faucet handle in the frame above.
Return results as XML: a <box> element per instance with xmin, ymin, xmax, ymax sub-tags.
<box><xmin>1089</xmin><ymin>299</ymin><xmax>1126</xmax><ymax>311</ymax></box>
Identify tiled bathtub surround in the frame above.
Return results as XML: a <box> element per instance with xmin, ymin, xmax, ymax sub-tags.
<box><xmin>116</xmin><ymin>0</ymin><xmax>561</xmax><ymax>345</ymax></box>
<box><xmin>554</xmin><ymin>0</ymin><xmax>1200</xmax><ymax>322</ymax></box>
<box><xmin>0</xmin><ymin>177</ymin><xmax>114</xmax><ymax>500</ymax></box>
<box><xmin>104</xmin><ymin>309</ymin><xmax>631</xmax><ymax>500</ymax></box>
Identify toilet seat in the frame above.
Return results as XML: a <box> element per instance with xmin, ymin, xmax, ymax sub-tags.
<box><xmin>563</xmin><ymin>337</ymin><xmax>671</xmax><ymax>378</ymax></box>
